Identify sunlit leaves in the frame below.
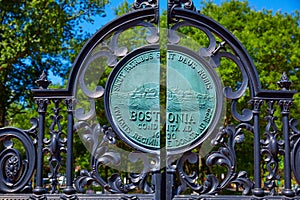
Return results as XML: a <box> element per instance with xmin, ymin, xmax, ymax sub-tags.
<box><xmin>0</xmin><ymin>0</ymin><xmax>108</xmax><ymax>127</ymax></box>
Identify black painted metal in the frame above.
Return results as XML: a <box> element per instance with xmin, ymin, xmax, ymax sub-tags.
<box><xmin>33</xmin><ymin>98</ymin><xmax>49</xmax><ymax>197</ymax></box>
<box><xmin>63</xmin><ymin>98</ymin><xmax>76</xmax><ymax>197</ymax></box>
<box><xmin>1</xmin><ymin>0</ymin><xmax>300</xmax><ymax>199</ymax></box>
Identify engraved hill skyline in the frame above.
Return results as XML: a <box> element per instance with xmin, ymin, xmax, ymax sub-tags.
<box><xmin>111</xmin><ymin>84</ymin><xmax>215</xmax><ymax>111</ymax></box>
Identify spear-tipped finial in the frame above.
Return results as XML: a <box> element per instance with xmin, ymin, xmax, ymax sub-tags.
<box><xmin>133</xmin><ymin>0</ymin><xmax>157</xmax><ymax>9</ymax></box>
<box><xmin>277</xmin><ymin>72</ymin><xmax>291</xmax><ymax>91</ymax></box>
<box><xmin>35</xmin><ymin>71</ymin><xmax>51</xmax><ymax>89</ymax></box>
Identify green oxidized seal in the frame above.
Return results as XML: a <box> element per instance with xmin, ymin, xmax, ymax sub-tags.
<box><xmin>108</xmin><ymin>50</ymin><xmax>161</xmax><ymax>149</ymax></box>
<box><xmin>167</xmin><ymin>50</ymin><xmax>217</xmax><ymax>150</ymax></box>
<box><xmin>106</xmin><ymin>47</ymin><xmax>220</xmax><ymax>152</ymax></box>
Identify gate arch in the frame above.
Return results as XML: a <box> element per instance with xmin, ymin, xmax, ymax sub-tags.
<box><xmin>0</xmin><ymin>0</ymin><xmax>299</xmax><ymax>199</ymax></box>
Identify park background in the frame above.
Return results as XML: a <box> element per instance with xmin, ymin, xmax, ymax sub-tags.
<box><xmin>1</xmin><ymin>0</ymin><xmax>300</xmax><ymax>194</ymax></box>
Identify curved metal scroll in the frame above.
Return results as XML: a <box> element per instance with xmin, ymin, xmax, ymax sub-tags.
<box><xmin>74</xmin><ymin>21</ymin><xmax>159</xmax><ymax>123</ymax></box>
<box><xmin>74</xmin><ymin>122</ymin><xmax>156</xmax><ymax>194</ymax></box>
<box><xmin>166</xmin><ymin>3</ymin><xmax>259</xmax><ymax>196</ymax></box>
<box><xmin>290</xmin><ymin>118</ymin><xmax>300</xmax><ymax>186</ymax></box>
<box><xmin>168</xmin><ymin>18</ymin><xmax>254</xmax><ymax>124</ymax></box>
<box><xmin>0</xmin><ymin>119</ymin><xmax>37</xmax><ymax>193</ymax></box>
<box><xmin>173</xmin><ymin>123</ymin><xmax>253</xmax><ymax>196</ymax></box>
<box><xmin>169</xmin><ymin>9</ymin><xmax>261</xmax><ymax>97</ymax></box>
<box><xmin>66</xmin><ymin>3</ymin><xmax>160</xmax><ymax>195</ymax></box>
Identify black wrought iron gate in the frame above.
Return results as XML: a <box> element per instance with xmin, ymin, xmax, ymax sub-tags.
<box><xmin>1</xmin><ymin>0</ymin><xmax>300</xmax><ymax>199</ymax></box>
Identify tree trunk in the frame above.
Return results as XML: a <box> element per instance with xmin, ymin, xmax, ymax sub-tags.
<box><xmin>0</xmin><ymin>110</ymin><xmax>5</xmax><ymax>129</ymax></box>
<box><xmin>0</xmin><ymin>81</ymin><xmax>8</xmax><ymax>128</ymax></box>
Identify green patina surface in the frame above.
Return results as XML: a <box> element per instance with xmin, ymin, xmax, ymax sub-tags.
<box><xmin>108</xmin><ymin>49</ymin><xmax>217</xmax><ymax>150</ymax></box>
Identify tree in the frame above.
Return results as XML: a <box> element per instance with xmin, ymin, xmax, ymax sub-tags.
<box><xmin>178</xmin><ymin>0</ymin><xmax>300</xmax><ymax>184</ymax></box>
<box><xmin>200</xmin><ymin>0</ymin><xmax>300</xmax><ymax>91</ymax></box>
<box><xmin>0</xmin><ymin>0</ymin><xmax>108</xmax><ymax>127</ymax></box>
<box><xmin>115</xmin><ymin>0</ymin><xmax>300</xmax><ymax>185</ymax></box>
<box><xmin>5</xmin><ymin>0</ymin><xmax>300</xmax><ymax>192</ymax></box>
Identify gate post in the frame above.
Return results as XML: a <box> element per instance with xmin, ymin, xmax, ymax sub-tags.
<box><xmin>280</xmin><ymin>99</ymin><xmax>295</xmax><ymax>197</ymax></box>
<box><xmin>277</xmin><ymin>73</ymin><xmax>295</xmax><ymax>197</ymax></box>
<box><xmin>33</xmin><ymin>98</ymin><xmax>49</xmax><ymax>196</ymax></box>
<box><xmin>0</xmin><ymin>0</ymin><xmax>297</xmax><ymax>199</ymax></box>
<box><xmin>251</xmin><ymin>99</ymin><xmax>264</xmax><ymax>197</ymax></box>
<box><xmin>63</xmin><ymin>98</ymin><xmax>76</xmax><ymax>196</ymax></box>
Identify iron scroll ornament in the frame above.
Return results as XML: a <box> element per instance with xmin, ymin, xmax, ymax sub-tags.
<box><xmin>12</xmin><ymin>0</ymin><xmax>298</xmax><ymax>198</ymax></box>
<box><xmin>0</xmin><ymin>122</ymin><xmax>37</xmax><ymax>193</ymax></box>
<box><xmin>104</xmin><ymin>44</ymin><xmax>223</xmax><ymax>154</ymax></box>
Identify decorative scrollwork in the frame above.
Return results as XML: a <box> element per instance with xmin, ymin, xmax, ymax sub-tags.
<box><xmin>231</xmin><ymin>100</ymin><xmax>253</xmax><ymax>122</ymax></box>
<box><xmin>260</xmin><ymin>100</ymin><xmax>283</xmax><ymax>194</ymax></box>
<box><xmin>110</xmin><ymin>21</ymin><xmax>159</xmax><ymax>54</ymax></box>
<box><xmin>74</xmin><ymin>122</ymin><xmax>120</xmax><ymax>191</ymax></box>
<box><xmin>75</xmin><ymin>20</ymin><xmax>159</xmax><ymax>123</ymax></box>
<box><xmin>74</xmin><ymin>122</ymin><xmax>122</xmax><ymax>193</ymax></box>
<box><xmin>168</xmin><ymin>20</ymin><xmax>249</xmax><ymax>101</ymax></box>
<box><xmin>133</xmin><ymin>0</ymin><xmax>157</xmax><ymax>9</ymax></box>
<box><xmin>77</xmin><ymin>50</ymin><xmax>109</xmax><ymax>102</ymax></box>
<box><xmin>217</xmin><ymin>52</ymin><xmax>248</xmax><ymax>100</ymax></box>
<box><xmin>168</xmin><ymin>0</ymin><xmax>196</xmax><ymax>13</ymax></box>
<box><xmin>290</xmin><ymin>118</ymin><xmax>300</xmax><ymax>186</ymax></box>
<box><xmin>74</xmin><ymin>122</ymin><xmax>155</xmax><ymax>194</ymax></box>
<box><xmin>172</xmin><ymin>123</ymin><xmax>253</xmax><ymax>195</ymax></box>
<box><xmin>168</xmin><ymin>21</ymin><xmax>216</xmax><ymax>53</ymax></box>
<box><xmin>75</xmin><ymin>99</ymin><xmax>96</xmax><ymax>122</ymax></box>
<box><xmin>175</xmin><ymin>151</ymin><xmax>219</xmax><ymax>195</ymax></box>
<box><xmin>128</xmin><ymin>152</ymin><xmax>157</xmax><ymax>193</ymax></box>
<box><xmin>43</xmin><ymin>99</ymin><xmax>67</xmax><ymax>194</ymax></box>
<box><xmin>206</xmin><ymin>124</ymin><xmax>253</xmax><ymax>194</ymax></box>
<box><xmin>0</xmin><ymin>126</ymin><xmax>36</xmax><ymax>193</ymax></box>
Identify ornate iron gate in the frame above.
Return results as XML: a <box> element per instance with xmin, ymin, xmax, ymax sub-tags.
<box><xmin>1</xmin><ymin>0</ymin><xmax>300</xmax><ymax>199</ymax></box>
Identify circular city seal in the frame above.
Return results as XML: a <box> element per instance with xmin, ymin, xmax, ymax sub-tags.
<box><xmin>105</xmin><ymin>47</ymin><xmax>161</xmax><ymax>153</ymax></box>
<box><xmin>166</xmin><ymin>46</ymin><xmax>222</xmax><ymax>154</ymax></box>
<box><xmin>105</xmin><ymin>45</ymin><xmax>222</xmax><ymax>154</ymax></box>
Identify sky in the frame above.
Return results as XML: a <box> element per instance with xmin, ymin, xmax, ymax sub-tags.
<box><xmin>212</xmin><ymin>0</ymin><xmax>299</xmax><ymax>12</ymax></box>
<box><xmin>83</xmin><ymin>0</ymin><xmax>300</xmax><ymax>34</ymax></box>
<box><xmin>50</xmin><ymin>0</ymin><xmax>300</xmax><ymax>84</ymax></box>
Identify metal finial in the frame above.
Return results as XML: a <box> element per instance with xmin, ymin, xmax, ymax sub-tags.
<box><xmin>168</xmin><ymin>0</ymin><xmax>196</xmax><ymax>11</ymax></box>
<box><xmin>35</xmin><ymin>71</ymin><xmax>51</xmax><ymax>89</ymax></box>
<box><xmin>277</xmin><ymin>72</ymin><xmax>291</xmax><ymax>90</ymax></box>
<box><xmin>133</xmin><ymin>0</ymin><xmax>157</xmax><ymax>10</ymax></box>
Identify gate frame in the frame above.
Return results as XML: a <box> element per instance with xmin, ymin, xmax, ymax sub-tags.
<box><xmin>0</xmin><ymin>0</ymin><xmax>300</xmax><ymax>199</ymax></box>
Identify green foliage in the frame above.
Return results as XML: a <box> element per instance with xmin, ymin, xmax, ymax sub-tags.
<box><xmin>0</xmin><ymin>0</ymin><xmax>108</xmax><ymax>127</ymax></box>
<box><xmin>196</xmin><ymin>0</ymin><xmax>300</xmax><ymax>187</ymax></box>
<box><xmin>114</xmin><ymin>0</ymin><xmax>131</xmax><ymax>16</ymax></box>
<box><xmin>200</xmin><ymin>0</ymin><xmax>300</xmax><ymax>91</ymax></box>
<box><xmin>4</xmin><ymin>0</ymin><xmax>300</xmax><ymax>193</ymax></box>
<box><xmin>78</xmin><ymin>0</ymin><xmax>300</xmax><ymax>187</ymax></box>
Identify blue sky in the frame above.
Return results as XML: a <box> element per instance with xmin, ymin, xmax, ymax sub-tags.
<box><xmin>50</xmin><ymin>0</ymin><xmax>300</xmax><ymax>84</ymax></box>
<box><xmin>237</xmin><ymin>0</ymin><xmax>300</xmax><ymax>13</ymax></box>
<box><xmin>83</xmin><ymin>0</ymin><xmax>300</xmax><ymax>34</ymax></box>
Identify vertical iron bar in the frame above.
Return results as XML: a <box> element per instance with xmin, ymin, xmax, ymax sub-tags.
<box><xmin>63</xmin><ymin>98</ymin><xmax>76</xmax><ymax>195</ymax></box>
<box><xmin>33</xmin><ymin>98</ymin><xmax>49</xmax><ymax>195</ymax></box>
<box><xmin>280</xmin><ymin>99</ymin><xmax>295</xmax><ymax>197</ymax></box>
<box><xmin>158</xmin><ymin>0</ymin><xmax>169</xmax><ymax>199</ymax></box>
<box><xmin>166</xmin><ymin>168</ymin><xmax>175</xmax><ymax>199</ymax></box>
<box><xmin>252</xmin><ymin>99</ymin><xmax>264</xmax><ymax>197</ymax></box>
<box><xmin>154</xmin><ymin>170</ymin><xmax>162</xmax><ymax>200</ymax></box>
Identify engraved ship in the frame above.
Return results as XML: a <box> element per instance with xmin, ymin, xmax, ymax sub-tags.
<box><xmin>129</xmin><ymin>85</ymin><xmax>160</xmax><ymax>110</ymax></box>
<box><xmin>167</xmin><ymin>88</ymin><xmax>213</xmax><ymax>111</ymax></box>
